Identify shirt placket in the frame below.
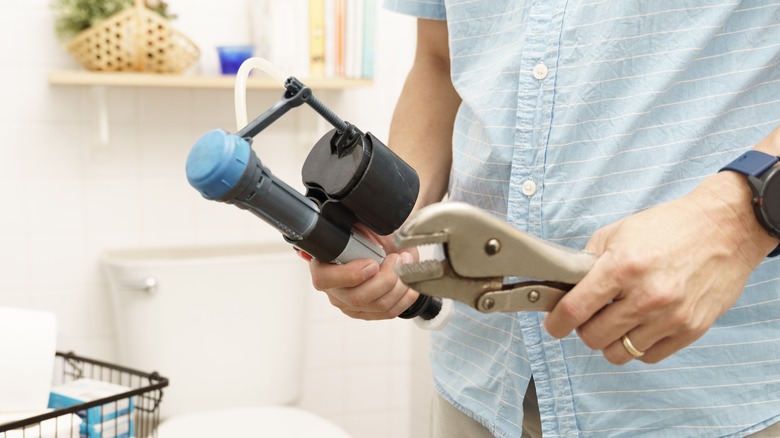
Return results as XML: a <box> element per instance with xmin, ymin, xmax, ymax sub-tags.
<box><xmin>508</xmin><ymin>8</ymin><xmax>552</xmax><ymax>234</ymax></box>
<box><xmin>509</xmin><ymin>1</ymin><xmax>579</xmax><ymax>436</ymax></box>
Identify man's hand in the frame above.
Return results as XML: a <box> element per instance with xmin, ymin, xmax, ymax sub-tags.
<box><xmin>306</xmin><ymin>230</ymin><xmax>421</xmax><ymax>320</ymax></box>
<box><xmin>305</xmin><ymin>17</ymin><xmax>456</xmax><ymax>322</ymax></box>
<box><xmin>544</xmin><ymin>165</ymin><xmax>777</xmax><ymax>364</ymax></box>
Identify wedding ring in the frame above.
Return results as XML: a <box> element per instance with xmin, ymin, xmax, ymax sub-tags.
<box><xmin>622</xmin><ymin>334</ymin><xmax>645</xmax><ymax>358</ymax></box>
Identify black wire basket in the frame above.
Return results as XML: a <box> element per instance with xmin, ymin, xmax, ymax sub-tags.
<box><xmin>0</xmin><ymin>351</ymin><xmax>168</xmax><ymax>438</ymax></box>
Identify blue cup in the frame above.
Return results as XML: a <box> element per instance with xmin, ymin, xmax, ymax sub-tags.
<box><xmin>216</xmin><ymin>45</ymin><xmax>255</xmax><ymax>75</ymax></box>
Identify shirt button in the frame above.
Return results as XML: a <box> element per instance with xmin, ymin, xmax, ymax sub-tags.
<box><xmin>522</xmin><ymin>179</ymin><xmax>537</xmax><ymax>196</ymax></box>
<box><xmin>532</xmin><ymin>62</ymin><xmax>548</xmax><ymax>80</ymax></box>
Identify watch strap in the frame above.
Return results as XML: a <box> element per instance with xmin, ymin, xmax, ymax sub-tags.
<box><xmin>719</xmin><ymin>150</ymin><xmax>779</xmax><ymax>176</ymax></box>
<box><xmin>720</xmin><ymin>150</ymin><xmax>780</xmax><ymax>257</ymax></box>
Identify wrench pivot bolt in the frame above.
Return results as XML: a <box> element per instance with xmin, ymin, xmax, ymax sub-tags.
<box><xmin>485</xmin><ymin>238</ymin><xmax>501</xmax><ymax>255</ymax></box>
<box><xmin>480</xmin><ymin>297</ymin><xmax>496</xmax><ymax>311</ymax></box>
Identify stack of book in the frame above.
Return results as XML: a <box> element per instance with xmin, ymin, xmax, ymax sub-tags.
<box><xmin>48</xmin><ymin>379</ymin><xmax>134</xmax><ymax>438</ymax></box>
<box><xmin>249</xmin><ymin>0</ymin><xmax>377</xmax><ymax>80</ymax></box>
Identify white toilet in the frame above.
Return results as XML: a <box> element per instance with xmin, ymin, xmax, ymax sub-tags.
<box><xmin>101</xmin><ymin>243</ymin><xmax>350</xmax><ymax>438</ymax></box>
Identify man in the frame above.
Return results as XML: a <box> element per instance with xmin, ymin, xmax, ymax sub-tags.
<box><xmin>308</xmin><ymin>1</ymin><xmax>780</xmax><ymax>436</ymax></box>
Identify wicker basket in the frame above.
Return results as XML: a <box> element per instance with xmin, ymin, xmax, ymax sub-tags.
<box><xmin>66</xmin><ymin>0</ymin><xmax>200</xmax><ymax>73</ymax></box>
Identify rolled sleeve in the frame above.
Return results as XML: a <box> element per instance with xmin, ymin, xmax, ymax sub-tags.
<box><xmin>383</xmin><ymin>0</ymin><xmax>447</xmax><ymax>20</ymax></box>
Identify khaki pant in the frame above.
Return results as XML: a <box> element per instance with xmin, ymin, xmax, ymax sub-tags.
<box><xmin>431</xmin><ymin>379</ymin><xmax>541</xmax><ymax>438</ymax></box>
<box><xmin>431</xmin><ymin>379</ymin><xmax>780</xmax><ymax>438</ymax></box>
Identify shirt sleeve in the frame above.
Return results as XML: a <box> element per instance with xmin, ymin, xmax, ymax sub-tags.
<box><xmin>383</xmin><ymin>0</ymin><xmax>447</xmax><ymax>20</ymax></box>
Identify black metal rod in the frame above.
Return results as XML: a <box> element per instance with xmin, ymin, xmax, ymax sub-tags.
<box><xmin>236</xmin><ymin>88</ymin><xmax>307</xmax><ymax>139</ymax></box>
<box><xmin>284</xmin><ymin>76</ymin><xmax>349</xmax><ymax>132</ymax></box>
<box><xmin>306</xmin><ymin>94</ymin><xmax>349</xmax><ymax>131</ymax></box>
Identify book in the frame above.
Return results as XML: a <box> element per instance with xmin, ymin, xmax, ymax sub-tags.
<box><xmin>352</xmin><ymin>0</ymin><xmax>364</xmax><ymax>78</ymax></box>
<box><xmin>335</xmin><ymin>0</ymin><xmax>346</xmax><ymax>77</ymax></box>
<box><xmin>344</xmin><ymin>0</ymin><xmax>363</xmax><ymax>78</ymax></box>
<box><xmin>309</xmin><ymin>0</ymin><xmax>326</xmax><ymax>78</ymax></box>
<box><xmin>324</xmin><ymin>0</ymin><xmax>337</xmax><ymax>77</ymax></box>
<box><xmin>362</xmin><ymin>0</ymin><xmax>377</xmax><ymax>79</ymax></box>
<box><xmin>248</xmin><ymin>0</ymin><xmax>376</xmax><ymax>79</ymax></box>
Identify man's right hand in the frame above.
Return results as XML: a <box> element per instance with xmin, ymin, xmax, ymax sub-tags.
<box><xmin>306</xmin><ymin>232</ymin><xmax>422</xmax><ymax>320</ymax></box>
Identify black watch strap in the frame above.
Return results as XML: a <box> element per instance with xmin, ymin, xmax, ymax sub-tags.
<box><xmin>720</xmin><ymin>150</ymin><xmax>780</xmax><ymax>257</ymax></box>
<box><xmin>720</xmin><ymin>150</ymin><xmax>778</xmax><ymax>176</ymax></box>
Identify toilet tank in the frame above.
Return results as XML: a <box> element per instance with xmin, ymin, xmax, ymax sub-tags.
<box><xmin>101</xmin><ymin>243</ymin><xmax>307</xmax><ymax>418</ymax></box>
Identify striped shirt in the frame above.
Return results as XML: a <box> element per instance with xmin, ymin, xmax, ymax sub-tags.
<box><xmin>384</xmin><ymin>1</ymin><xmax>780</xmax><ymax>437</ymax></box>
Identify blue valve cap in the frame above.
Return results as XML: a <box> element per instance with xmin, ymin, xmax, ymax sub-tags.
<box><xmin>186</xmin><ymin>129</ymin><xmax>251</xmax><ymax>200</ymax></box>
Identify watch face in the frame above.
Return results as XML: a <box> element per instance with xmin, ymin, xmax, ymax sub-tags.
<box><xmin>762</xmin><ymin>169</ymin><xmax>780</xmax><ymax>232</ymax></box>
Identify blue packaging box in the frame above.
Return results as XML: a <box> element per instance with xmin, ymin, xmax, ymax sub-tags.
<box><xmin>79</xmin><ymin>413</ymin><xmax>134</xmax><ymax>438</ymax></box>
<box><xmin>48</xmin><ymin>378</ymin><xmax>134</xmax><ymax>426</ymax></box>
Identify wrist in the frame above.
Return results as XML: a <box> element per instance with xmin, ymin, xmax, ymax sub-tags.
<box><xmin>698</xmin><ymin>170</ymin><xmax>780</xmax><ymax>259</ymax></box>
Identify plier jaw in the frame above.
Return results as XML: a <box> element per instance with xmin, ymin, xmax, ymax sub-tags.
<box><xmin>395</xmin><ymin>259</ymin><xmax>506</xmax><ymax>311</ymax></box>
<box><xmin>393</xmin><ymin>202</ymin><xmax>596</xmax><ymax>313</ymax></box>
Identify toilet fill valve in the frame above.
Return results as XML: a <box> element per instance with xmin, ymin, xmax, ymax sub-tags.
<box><xmin>185</xmin><ymin>77</ymin><xmax>441</xmax><ymax>321</ymax></box>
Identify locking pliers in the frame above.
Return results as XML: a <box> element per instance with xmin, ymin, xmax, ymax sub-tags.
<box><xmin>394</xmin><ymin>202</ymin><xmax>596</xmax><ymax>313</ymax></box>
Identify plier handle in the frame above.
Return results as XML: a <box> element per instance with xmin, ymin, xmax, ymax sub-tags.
<box><xmin>393</xmin><ymin>202</ymin><xmax>596</xmax><ymax>313</ymax></box>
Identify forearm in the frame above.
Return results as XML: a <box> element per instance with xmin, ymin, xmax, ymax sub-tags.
<box><xmin>388</xmin><ymin>19</ymin><xmax>461</xmax><ymax>210</ymax></box>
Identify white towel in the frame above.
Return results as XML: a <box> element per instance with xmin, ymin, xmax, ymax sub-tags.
<box><xmin>0</xmin><ymin>307</ymin><xmax>57</xmax><ymax>412</ymax></box>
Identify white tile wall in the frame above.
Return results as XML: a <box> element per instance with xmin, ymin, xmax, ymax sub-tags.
<box><xmin>0</xmin><ymin>1</ymin><xmax>432</xmax><ymax>437</ymax></box>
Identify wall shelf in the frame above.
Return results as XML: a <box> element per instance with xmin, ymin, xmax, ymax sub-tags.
<box><xmin>48</xmin><ymin>71</ymin><xmax>372</xmax><ymax>148</ymax></box>
<box><xmin>48</xmin><ymin>70</ymin><xmax>372</xmax><ymax>90</ymax></box>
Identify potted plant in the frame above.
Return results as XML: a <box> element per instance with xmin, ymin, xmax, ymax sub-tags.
<box><xmin>51</xmin><ymin>0</ymin><xmax>199</xmax><ymax>73</ymax></box>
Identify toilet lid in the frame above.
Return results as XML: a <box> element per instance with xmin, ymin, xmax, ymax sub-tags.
<box><xmin>156</xmin><ymin>406</ymin><xmax>352</xmax><ymax>438</ymax></box>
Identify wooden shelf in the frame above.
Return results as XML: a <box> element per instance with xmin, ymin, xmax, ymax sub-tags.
<box><xmin>48</xmin><ymin>70</ymin><xmax>373</xmax><ymax>90</ymax></box>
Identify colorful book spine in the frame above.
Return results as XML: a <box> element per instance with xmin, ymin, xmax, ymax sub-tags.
<box><xmin>324</xmin><ymin>0</ymin><xmax>337</xmax><ymax>78</ymax></box>
<box><xmin>309</xmin><ymin>0</ymin><xmax>326</xmax><ymax>78</ymax></box>
<box><xmin>251</xmin><ymin>0</ymin><xmax>375</xmax><ymax>79</ymax></box>
<box><xmin>335</xmin><ymin>0</ymin><xmax>346</xmax><ymax>77</ymax></box>
<box><xmin>362</xmin><ymin>0</ymin><xmax>377</xmax><ymax>79</ymax></box>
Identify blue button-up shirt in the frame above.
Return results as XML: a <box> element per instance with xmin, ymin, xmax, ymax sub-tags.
<box><xmin>384</xmin><ymin>1</ymin><xmax>780</xmax><ymax>436</ymax></box>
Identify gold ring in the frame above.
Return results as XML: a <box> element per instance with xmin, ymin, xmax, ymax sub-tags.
<box><xmin>622</xmin><ymin>334</ymin><xmax>645</xmax><ymax>358</ymax></box>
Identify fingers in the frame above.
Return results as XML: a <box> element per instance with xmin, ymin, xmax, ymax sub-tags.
<box><xmin>543</xmin><ymin>252</ymin><xmax>622</xmax><ymax>339</ymax></box>
<box><xmin>309</xmin><ymin>257</ymin><xmax>381</xmax><ymax>290</ymax></box>
<box><xmin>559</xmin><ymin>277</ymin><xmax>710</xmax><ymax>365</ymax></box>
<box><xmin>600</xmin><ymin>326</ymin><xmax>699</xmax><ymax>365</ymax></box>
<box><xmin>543</xmin><ymin>248</ymin><xmax>703</xmax><ymax>365</ymax></box>
<box><xmin>309</xmin><ymin>252</ymin><xmax>419</xmax><ymax>320</ymax></box>
<box><xmin>601</xmin><ymin>327</ymin><xmax>654</xmax><ymax>365</ymax></box>
<box><xmin>328</xmin><ymin>284</ymin><xmax>420</xmax><ymax>320</ymax></box>
<box><xmin>573</xmin><ymin>295</ymin><xmax>647</xmax><ymax>350</ymax></box>
<box><xmin>572</xmin><ymin>297</ymin><xmax>652</xmax><ymax>365</ymax></box>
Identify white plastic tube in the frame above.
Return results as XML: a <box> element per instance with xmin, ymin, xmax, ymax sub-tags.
<box><xmin>234</xmin><ymin>57</ymin><xmax>287</xmax><ymax>130</ymax></box>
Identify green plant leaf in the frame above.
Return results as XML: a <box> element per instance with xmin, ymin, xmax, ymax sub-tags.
<box><xmin>51</xmin><ymin>0</ymin><xmax>176</xmax><ymax>42</ymax></box>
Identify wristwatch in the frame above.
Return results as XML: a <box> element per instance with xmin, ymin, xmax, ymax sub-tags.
<box><xmin>720</xmin><ymin>150</ymin><xmax>780</xmax><ymax>257</ymax></box>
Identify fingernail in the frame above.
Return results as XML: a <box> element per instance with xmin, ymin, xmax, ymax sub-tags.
<box><xmin>362</xmin><ymin>262</ymin><xmax>380</xmax><ymax>280</ymax></box>
<box><xmin>401</xmin><ymin>252</ymin><xmax>414</xmax><ymax>264</ymax></box>
<box><xmin>295</xmin><ymin>249</ymin><xmax>312</xmax><ymax>262</ymax></box>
